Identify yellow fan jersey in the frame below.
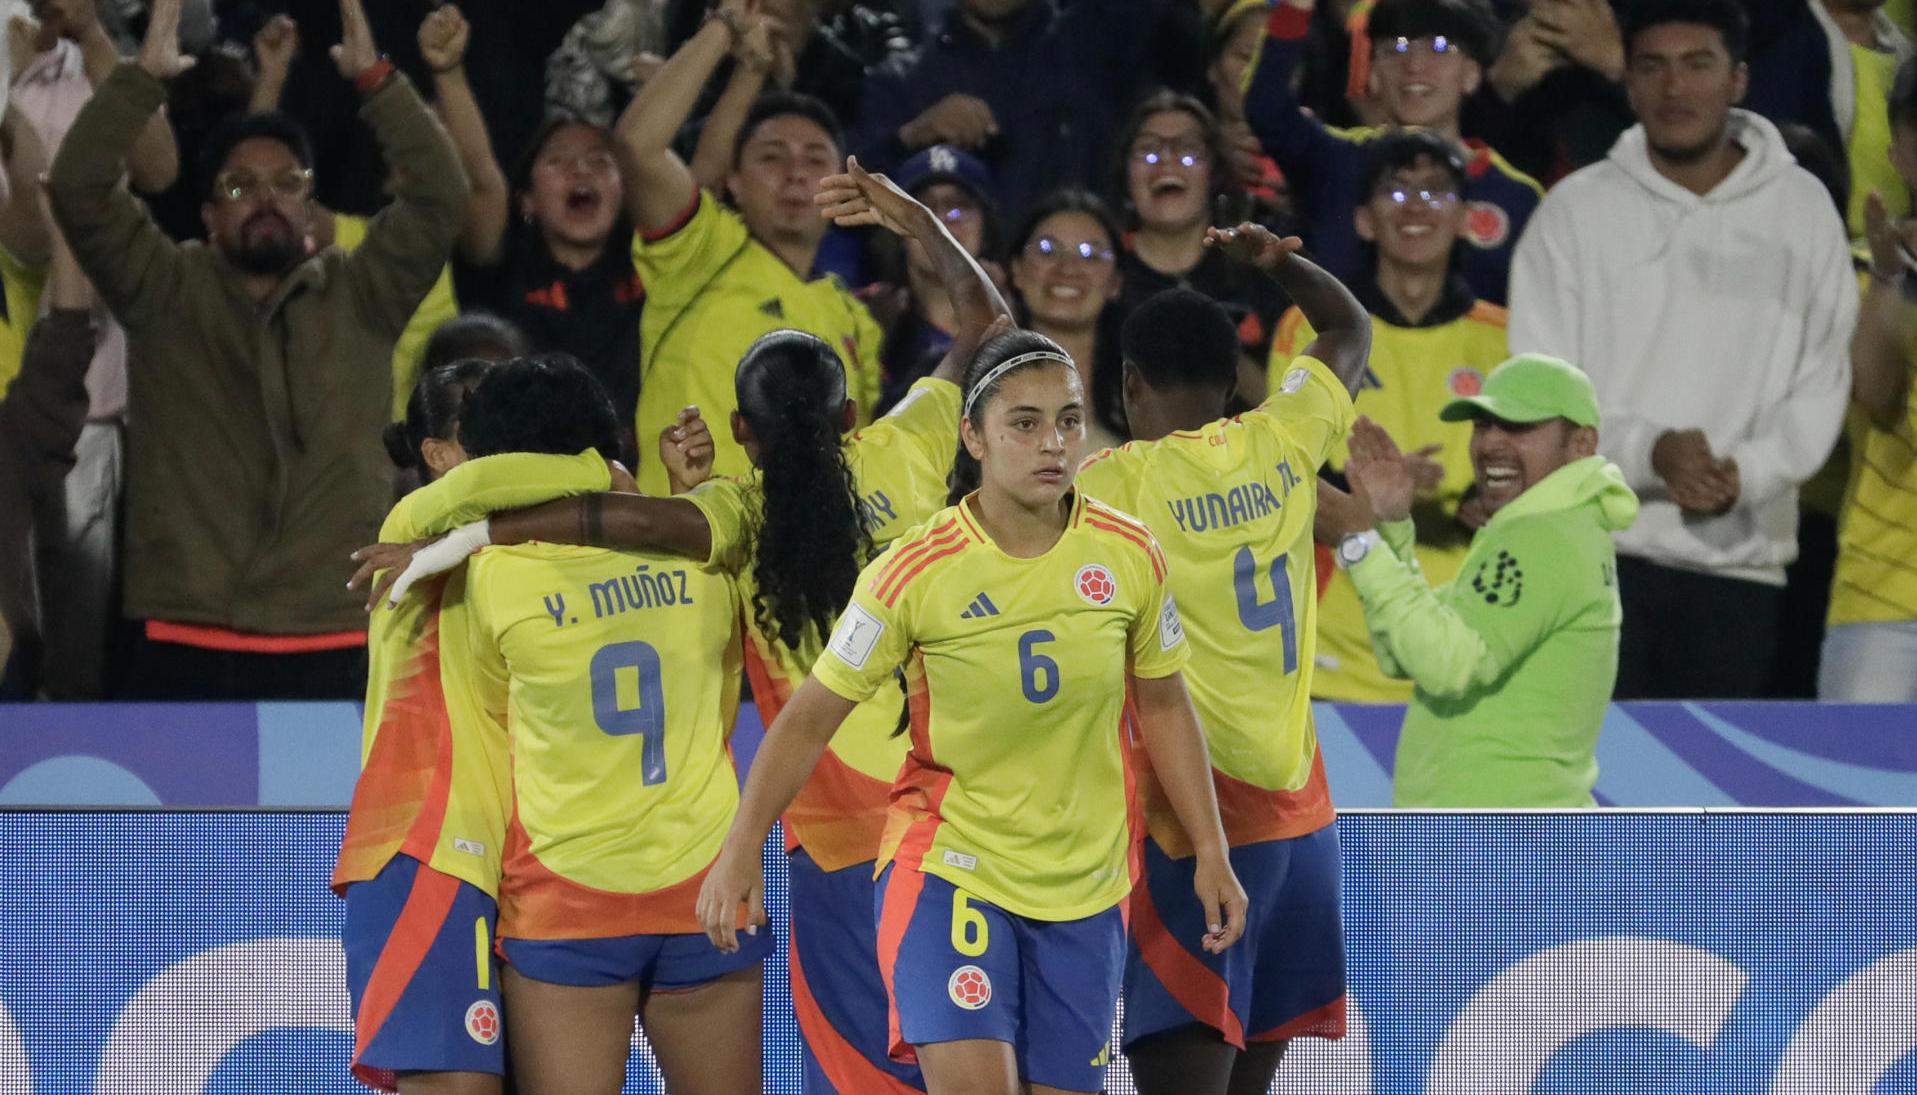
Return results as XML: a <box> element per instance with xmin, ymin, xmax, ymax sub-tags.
<box><xmin>465</xmin><ymin>541</ymin><xmax>742</xmax><ymax>940</ymax></box>
<box><xmin>333</xmin><ymin>451</ymin><xmax>612</xmax><ymax>898</ymax></box>
<box><xmin>1268</xmin><ymin>300</ymin><xmax>1508</xmax><ymax>701</ymax></box>
<box><xmin>331</xmin><ymin>213</ymin><xmax>460</xmax><ymax>421</ymax></box>
<box><xmin>1078</xmin><ymin>354</ymin><xmax>1353</xmax><ymax>854</ymax></box>
<box><xmin>683</xmin><ymin>377</ymin><xmax>960</xmax><ymax>871</ymax></box>
<box><xmin>813</xmin><ymin>493</ymin><xmax>1189</xmax><ymax>922</ymax></box>
<box><xmin>1829</xmin><ymin>295</ymin><xmax>1917</xmax><ymax>626</ymax></box>
<box><xmin>0</xmin><ymin>243</ymin><xmax>47</xmax><ymax>399</ymax></box>
<box><xmin>631</xmin><ymin>192</ymin><xmax>885</xmax><ymax>496</ymax></box>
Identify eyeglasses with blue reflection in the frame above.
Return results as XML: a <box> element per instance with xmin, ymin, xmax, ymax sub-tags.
<box><xmin>1378</xmin><ymin>34</ymin><xmax>1455</xmax><ymax>60</ymax></box>
<box><xmin>1027</xmin><ymin>236</ymin><xmax>1116</xmax><ymax>265</ymax></box>
<box><xmin>1131</xmin><ymin>141</ymin><xmax>1211</xmax><ymax>169</ymax></box>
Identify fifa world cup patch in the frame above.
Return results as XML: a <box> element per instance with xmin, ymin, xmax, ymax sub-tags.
<box><xmin>1447</xmin><ymin>366</ymin><xmax>1484</xmax><ymax>397</ymax></box>
<box><xmin>1464</xmin><ymin>201</ymin><xmax>1511</xmax><ymax>249</ymax></box>
<box><xmin>948</xmin><ymin>965</ymin><xmax>992</xmax><ymax>1010</ymax></box>
<box><xmin>1159</xmin><ymin>595</ymin><xmax>1185</xmax><ymax>650</ymax></box>
<box><xmin>464</xmin><ymin>999</ymin><xmax>501</xmax><ymax>1045</ymax></box>
<box><xmin>1076</xmin><ymin>564</ymin><xmax>1117</xmax><ymax>606</ymax></box>
<box><xmin>828</xmin><ymin>604</ymin><xmax>884</xmax><ymax>668</ymax></box>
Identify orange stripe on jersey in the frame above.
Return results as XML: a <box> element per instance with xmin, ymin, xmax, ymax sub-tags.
<box><xmin>873</xmin><ymin>519</ymin><xmax>965</xmax><ymax>604</ymax></box>
<box><xmin>1136</xmin><ymin>745</ymin><xmax>1336</xmax><ymax>854</ymax></box>
<box><xmin>1130</xmin><ymin>866</ymin><xmax>1246</xmax><ymax>1049</ymax></box>
<box><xmin>791</xmin><ymin>922</ymin><xmax>924</xmax><ymax>1095</ymax></box>
<box><xmin>1466</xmin><ymin>301</ymin><xmax>1510</xmax><ymax>329</ymax></box>
<box><xmin>496</xmin><ymin>812</ymin><xmax>713</xmax><ymax>938</ymax></box>
<box><xmin>879</xmin><ymin>542</ymin><xmax>968</xmax><ymax>608</ymax></box>
<box><xmin>877</xmin><ymin>655</ymin><xmax>950</xmax><ymax>875</ymax></box>
<box><xmin>1085</xmin><ymin>515</ymin><xmax>1167</xmax><ymax>582</ymax></box>
<box><xmin>333</xmin><ymin>596</ymin><xmax>454</xmax><ymax>893</ymax></box>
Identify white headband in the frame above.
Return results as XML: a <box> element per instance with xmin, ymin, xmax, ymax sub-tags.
<box><xmin>961</xmin><ymin>351</ymin><xmax>1075</xmax><ymax>419</ymax></box>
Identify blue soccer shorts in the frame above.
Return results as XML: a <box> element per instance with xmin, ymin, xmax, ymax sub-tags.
<box><xmin>789</xmin><ymin>848</ymin><xmax>926</xmax><ymax>1093</ymax></box>
<box><xmin>500</xmin><ymin>926</ymin><xmax>769</xmax><ymax>990</ymax></box>
<box><xmin>876</xmin><ymin>864</ymin><xmax>1124</xmax><ymax>1094</ymax></box>
<box><xmin>342</xmin><ymin>854</ymin><xmax>504</xmax><ymax>1092</ymax></box>
<box><xmin>1123</xmin><ymin>824</ymin><xmax>1346</xmax><ymax>1050</ymax></box>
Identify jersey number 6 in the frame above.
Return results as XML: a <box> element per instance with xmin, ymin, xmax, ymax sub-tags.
<box><xmin>1018</xmin><ymin>629</ymin><xmax>1059</xmax><ymax>704</ymax></box>
<box><xmin>1234</xmin><ymin>547</ymin><xmax>1298</xmax><ymax>674</ymax></box>
<box><xmin>589</xmin><ymin>641</ymin><xmax>668</xmax><ymax>786</ymax></box>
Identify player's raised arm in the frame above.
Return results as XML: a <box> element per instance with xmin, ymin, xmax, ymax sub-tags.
<box><xmin>817</xmin><ymin>155</ymin><xmax>1011</xmax><ymax>384</ymax></box>
<box><xmin>1208</xmin><ymin>222</ymin><xmax>1371</xmax><ymax>396</ymax></box>
<box><xmin>697</xmin><ymin>676</ymin><xmax>857</xmax><ymax>952</ymax></box>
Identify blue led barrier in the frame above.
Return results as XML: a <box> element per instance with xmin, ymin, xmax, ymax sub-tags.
<box><xmin>0</xmin><ymin>810</ymin><xmax>1908</xmax><ymax>1093</ymax></box>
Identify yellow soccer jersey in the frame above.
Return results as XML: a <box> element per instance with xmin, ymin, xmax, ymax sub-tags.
<box><xmin>1829</xmin><ymin>296</ymin><xmax>1917</xmax><ymax>626</ymax></box>
<box><xmin>631</xmin><ymin>192</ymin><xmax>884</xmax><ymax>495</ymax></box>
<box><xmin>1077</xmin><ymin>354</ymin><xmax>1354</xmax><ymax>852</ymax></box>
<box><xmin>466</xmin><ymin>542</ymin><xmax>742</xmax><ymax>940</ymax></box>
<box><xmin>332</xmin><ymin>213</ymin><xmax>460</xmax><ymax>420</ymax></box>
<box><xmin>1268</xmin><ymin>302</ymin><xmax>1507</xmax><ymax>701</ymax></box>
<box><xmin>684</xmin><ymin>377</ymin><xmax>960</xmax><ymax>871</ymax></box>
<box><xmin>813</xmin><ymin>493</ymin><xmax>1189</xmax><ymax>922</ymax></box>
<box><xmin>334</xmin><ymin>451</ymin><xmax>613</xmax><ymax>898</ymax></box>
<box><xmin>0</xmin><ymin>244</ymin><xmax>48</xmax><ymax>398</ymax></box>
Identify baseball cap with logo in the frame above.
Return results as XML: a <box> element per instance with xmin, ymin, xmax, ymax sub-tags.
<box><xmin>1439</xmin><ymin>353</ymin><xmax>1601</xmax><ymax>428</ymax></box>
<box><xmin>895</xmin><ymin>144</ymin><xmax>999</xmax><ymax>211</ymax></box>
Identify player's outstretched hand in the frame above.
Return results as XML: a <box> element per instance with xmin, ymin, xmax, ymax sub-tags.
<box><xmin>1204</xmin><ymin>222</ymin><xmax>1303</xmax><ymax>270</ymax></box>
<box><xmin>660</xmin><ymin>405</ymin><xmax>715</xmax><ymax>494</ymax></box>
<box><xmin>816</xmin><ymin>155</ymin><xmax>920</xmax><ymax>236</ymax></box>
<box><xmin>1193</xmin><ymin>853</ymin><xmax>1249</xmax><ymax>953</ymax></box>
<box><xmin>696</xmin><ymin>844</ymin><xmax>767</xmax><ymax>954</ymax></box>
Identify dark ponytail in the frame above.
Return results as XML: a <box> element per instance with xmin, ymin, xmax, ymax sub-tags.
<box><xmin>386</xmin><ymin>358</ymin><xmax>497</xmax><ymax>473</ymax></box>
<box><xmin>736</xmin><ymin>331</ymin><xmax>868</xmax><ymax>651</ymax></box>
<box><xmin>946</xmin><ymin>328</ymin><xmax>1076</xmax><ymax>504</ymax></box>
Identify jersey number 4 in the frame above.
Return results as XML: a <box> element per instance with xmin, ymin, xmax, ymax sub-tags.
<box><xmin>1234</xmin><ymin>547</ymin><xmax>1298</xmax><ymax>675</ymax></box>
<box><xmin>589</xmin><ymin>641</ymin><xmax>668</xmax><ymax>785</ymax></box>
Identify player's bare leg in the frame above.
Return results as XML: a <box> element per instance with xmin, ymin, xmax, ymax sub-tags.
<box><xmin>641</xmin><ymin>965</ymin><xmax>763</xmax><ymax>1095</ymax></box>
<box><xmin>396</xmin><ymin>1071</ymin><xmax>502</xmax><ymax>1095</ymax></box>
<box><xmin>500</xmin><ymin>966</ymin><xmax>640</xmax><ymax>1095</ymax></box>
<box><xmin>917</xmin><ymin>1038</ymin><xmax>1023</xmax><ymax>1095</ymax></box>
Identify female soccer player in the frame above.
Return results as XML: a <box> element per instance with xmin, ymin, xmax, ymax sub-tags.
<box><xmin>1077</xmin><ymin>226</ymin><xmax>1370</xmax><ymax>1095</ymax></box>
<box><xmin>337</xmin><ymin>357</ymin><xmax>613</xmax><ymax>1095</ymax></box>
<box><xmin>442</xmin><ymin>356</ymin><xmax>766</xmax><ymax>1095</ymax></box>
<box><xmin>695</xmin><ymin>329</ymin><xmax>1249</xmax><ymax>1095</ymax></box>
<box><xmin>352</xmin><ymin>160</ymin><xmax>1009</xmax><ymax>1095</ymax></box>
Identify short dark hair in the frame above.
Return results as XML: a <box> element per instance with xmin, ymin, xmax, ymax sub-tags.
<box><xmin>732</xmin><ymin>92</ymin><xmax>844</xmax><ymax>168</ymax></box>
<box><xmin>457</xmin><ymin>354</ymin><xmax>622</xmax><ymax>461</ymax></box>
<box><xmin>422</xmin><ymin>313</ymin><xmax>531</xmax><ymax>371</ymax></box>
<box><xmin>1122</xmin><ymin>289</ymin><xmax>1239</xmax><ymax>393</ymax></box>
<box><xmin>1365</xmin><ymin>0</ymin><xmax>1498</xmax><ymax>64</ymax></box>
<box><xmin>1620</xmin><ymin>0</ymin><xmax>1748</xmax><ymax>64</ymax></box>
<box><xmin>1360</xmin><ymin>128</ymin><xmax>1470</xmax><ymax>199</ymax></box>
<box><xmin>197</xmin><ymin>110</ymin><xmax>314</xmax><ymax>201</ymax></box>
<box><xmin>383</xmin><ymin>358</ymin><xmax>495</xmax><ymax>472</ymax></box>
<box><xmin>1891</xmin><ymin>55</ymin><xmax>1917</xmax><ymax>130</ymax></box>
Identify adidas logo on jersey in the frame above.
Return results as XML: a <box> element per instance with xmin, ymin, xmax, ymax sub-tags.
<box><xmin>958</xmin><ymin>592</ymin><xmax>1000</xmax><ymax>619</ymax></box>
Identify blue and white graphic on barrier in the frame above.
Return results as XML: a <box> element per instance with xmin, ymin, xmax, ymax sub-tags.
<box><xmin>1</xmin><ymin>811</ymin><xmax>1909</xmax><ymax>1093</ymax></box>
<box><xmin>3</xmin><ymin>702</ymin><xmax>1915</xmax><ymax>808</ymax></box>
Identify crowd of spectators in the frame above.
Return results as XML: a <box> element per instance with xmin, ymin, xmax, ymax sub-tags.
<box><xmin>0</xmin><ymin>0</ymin><xmax>1910</xmax><ymax>705</ymax></box>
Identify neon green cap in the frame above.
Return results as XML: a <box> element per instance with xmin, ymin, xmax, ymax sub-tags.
<box><xmin>1439</xmin><ymin>353</ymin><xmax>1600</xmax><ymax>428</ymax></box>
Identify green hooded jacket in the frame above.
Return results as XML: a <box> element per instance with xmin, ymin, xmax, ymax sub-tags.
<box><xmin>1345</xmin><ymin>455</ymin><xmax>1639</xmax><ymax>806</ymax></box>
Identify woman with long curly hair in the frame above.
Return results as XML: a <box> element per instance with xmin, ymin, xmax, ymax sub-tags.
<box><xmin>351</xmin><ymin>159</ymin><xmax>1009</xmax><ymax>1094</ymax></box>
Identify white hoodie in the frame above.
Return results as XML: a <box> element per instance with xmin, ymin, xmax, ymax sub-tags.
<box><xmin>1509</xmin><ymin>110</ymin><xmax>1857</xmax><ymax>586</ymax></box>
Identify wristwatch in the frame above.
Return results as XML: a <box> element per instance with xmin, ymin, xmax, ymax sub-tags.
<box><xmin>1336</xmin><ymin>530</ymin><xmax>1381</xmax><ymax>570</ymax></box>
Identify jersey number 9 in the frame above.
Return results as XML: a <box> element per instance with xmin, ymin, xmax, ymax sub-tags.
<box><xmin>589</xmin><ymin>641</ymin><xmax>668</xmax><ymax>786</ymax></box>
<box><xmin>1234</xmin><ymin>547</ymin><xmax>1298</xmax><ymax>674</ymax></box>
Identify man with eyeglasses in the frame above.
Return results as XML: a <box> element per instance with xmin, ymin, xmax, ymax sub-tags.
<box><xmin>46</xmin><ymin>0</ymin><xmax>467</xmax><ymax>701</ymax></box>
<box><xmin>1244</xmin><ymin>0</ymin><xmax>1542</xmax><ymax>304</ymax></box>
<box><xmin>1268</xmin><ymin>128</ymin><xmax>1510</xmax><ymax>704</ymax></box>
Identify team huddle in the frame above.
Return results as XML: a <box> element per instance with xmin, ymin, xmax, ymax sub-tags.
<box><xmin>336</xmin><ymin>160</ymin><xmax>1367</xmax><ymax>1095</ymax></box>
